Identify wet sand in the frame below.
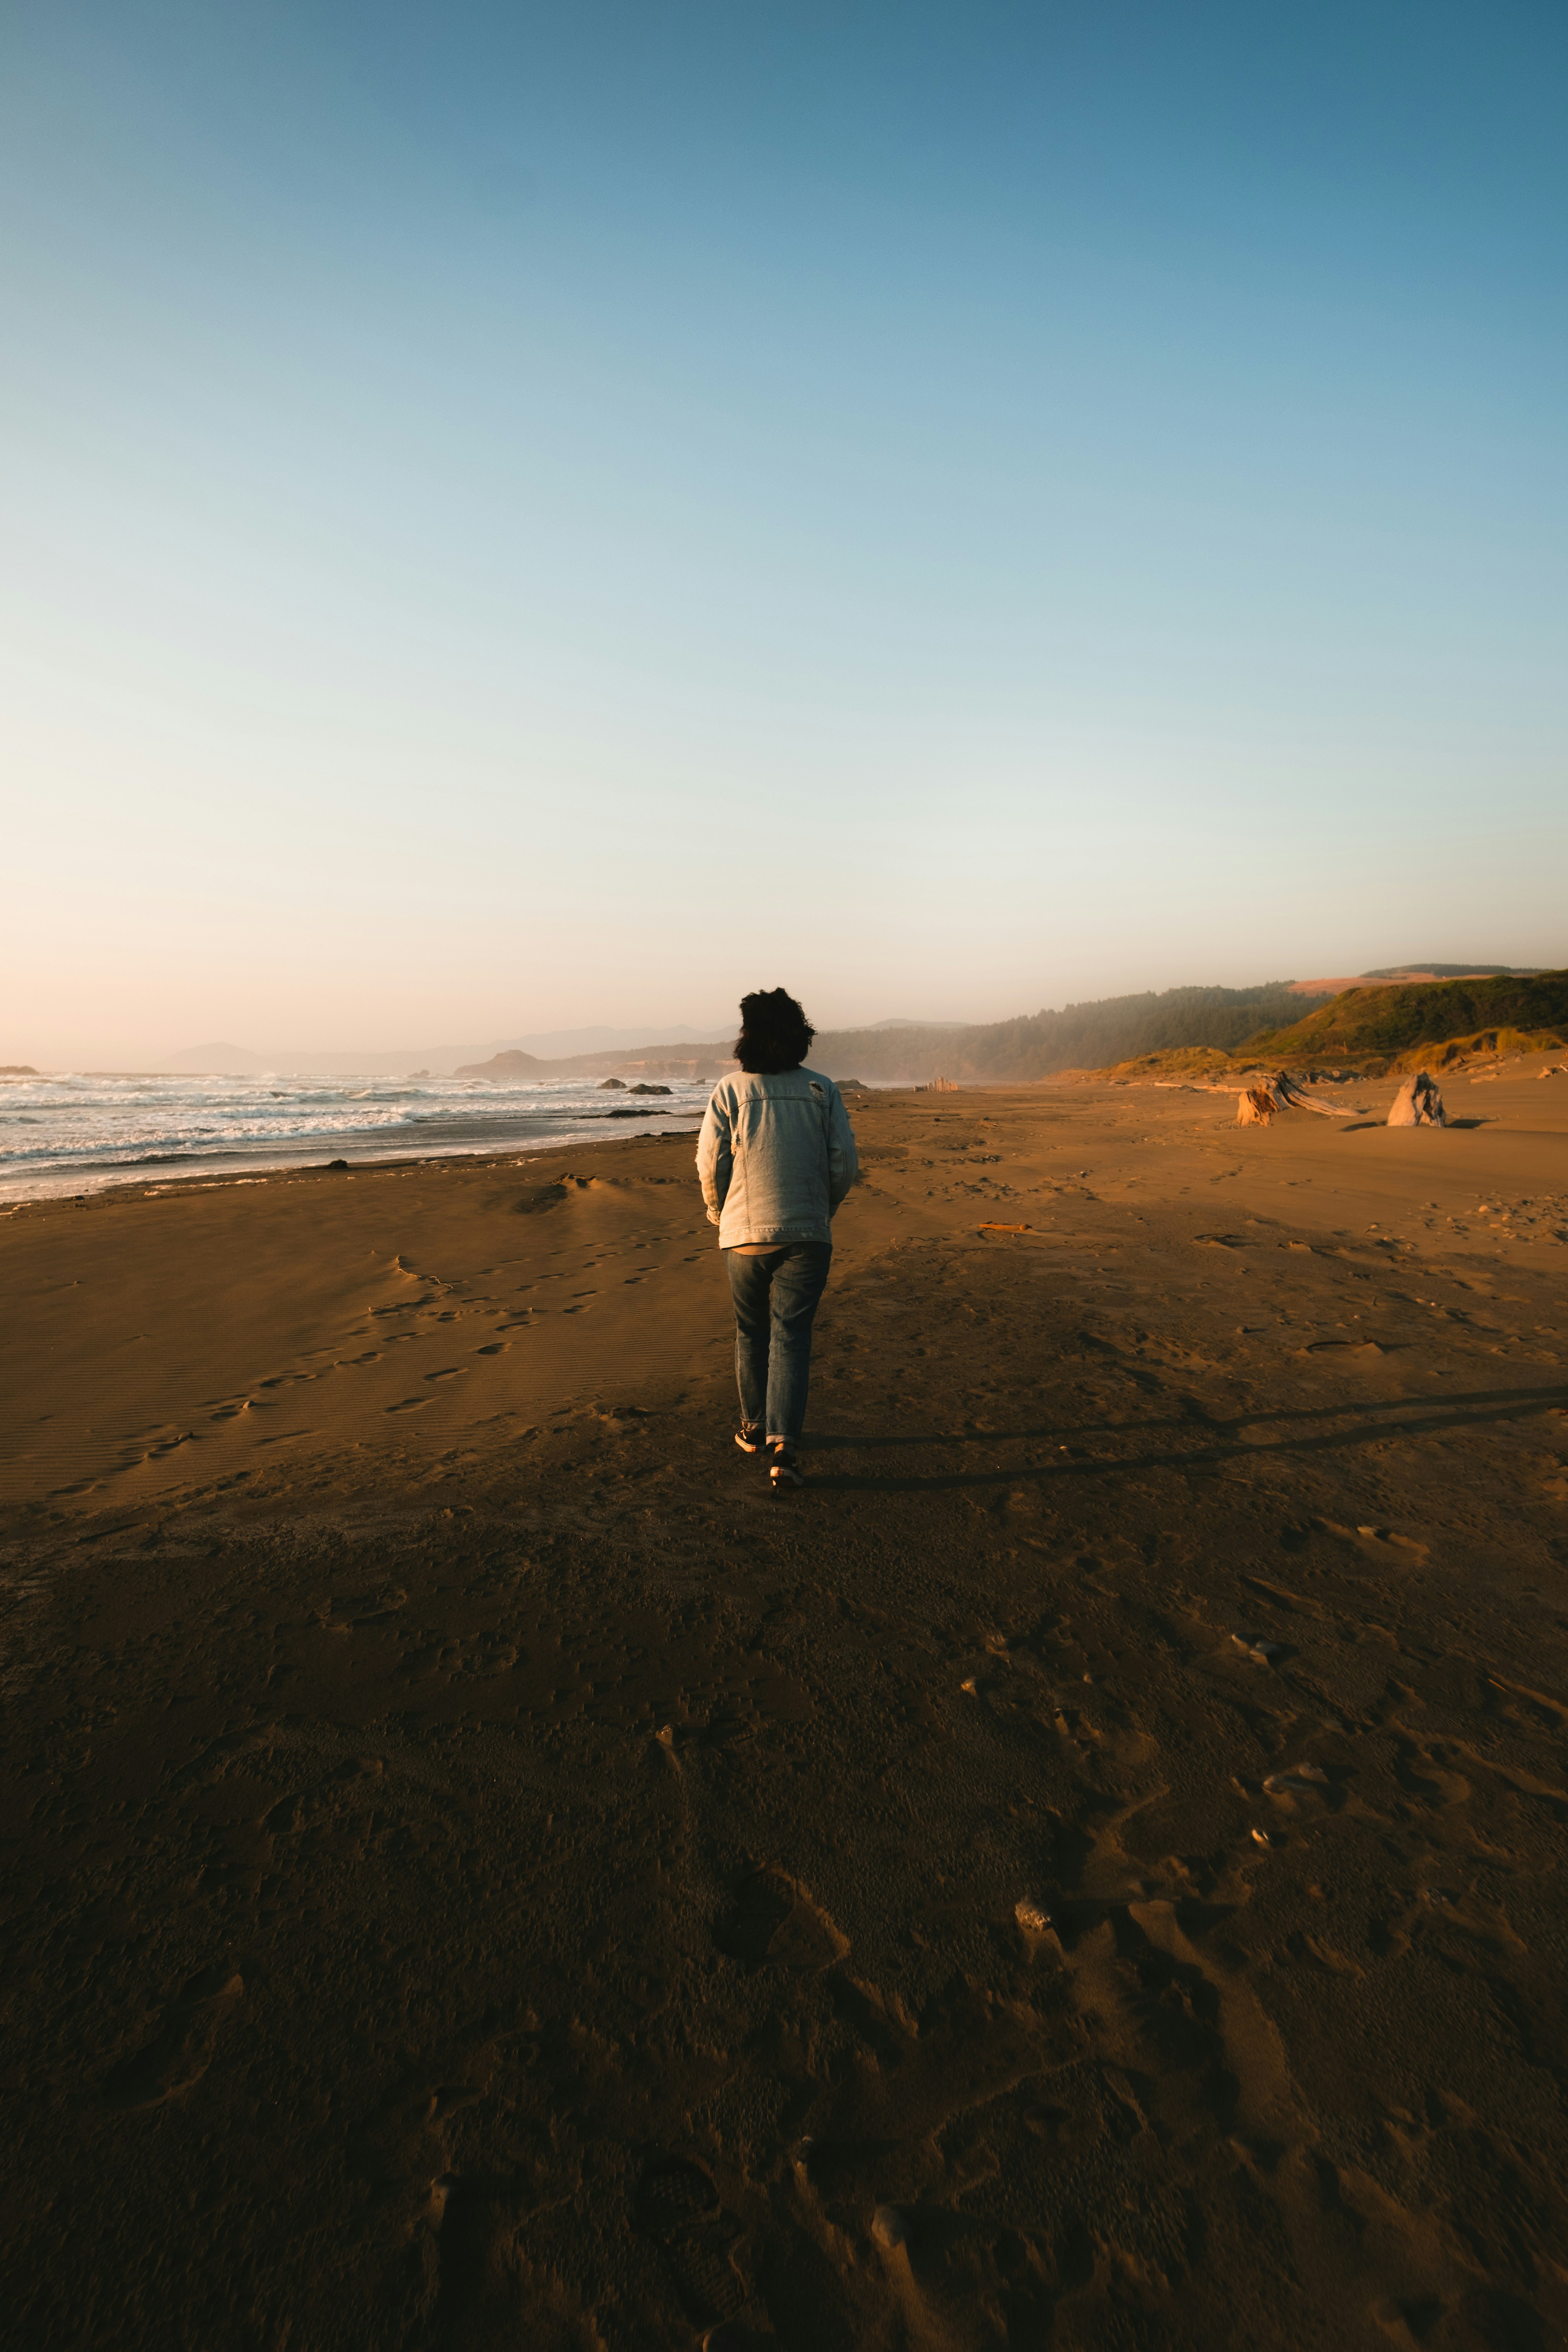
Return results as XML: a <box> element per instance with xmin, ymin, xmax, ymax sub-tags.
<box><xmin>3</xmin><ymin>1073</ymin><xmax>1568</xmax><ymax>2349</ymax></box>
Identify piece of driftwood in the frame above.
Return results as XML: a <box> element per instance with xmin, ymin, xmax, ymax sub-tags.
<box><xmin>1236</xmin><ymin>1072</ymin><xmax>1360</xmax><ymax>1125</ymax></box>
<box><xmin>1387</xmin><ymin>1070</ymin><xmax>1446</xmax><ymax>1127</ymax></box>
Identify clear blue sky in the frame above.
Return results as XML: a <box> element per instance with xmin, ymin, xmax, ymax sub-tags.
<box><xmin>3</xmin><ymin>1</ymin><xmax>1564</xmax><ymax>1061</ymax></box>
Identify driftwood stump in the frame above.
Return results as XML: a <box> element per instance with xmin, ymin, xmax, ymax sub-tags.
<box><xmin>1237</xmin><ymin>1071</ymin><xmax>1361</xmax><ymax>1125</ymax></box>
<box><xmin>1387</xmin><ymin>1070</ymin><xmax>1446</xmax><ymax>1127</ymax></box>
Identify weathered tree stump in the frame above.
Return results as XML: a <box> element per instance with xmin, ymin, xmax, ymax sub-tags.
<box><xmin>1237</xmin><ymin>1071</ymin><xmax>1361</xmax><ymax>1125</ymax></box>
<box><xmin>1387</xmin><ymin>1070</ymin><xmax>1446</xmax><ymax>1126</ymax></box>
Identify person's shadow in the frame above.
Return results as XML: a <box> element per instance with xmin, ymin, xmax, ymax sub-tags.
<box><xmin>798</xmin><ymin>1377</ymin><xmax>1568</xmax><ymax>1492</ymax></box>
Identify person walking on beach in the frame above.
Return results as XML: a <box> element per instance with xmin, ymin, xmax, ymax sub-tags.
<box><xmin>697</xmin><ymin>988</ymin><xmax>858</xmax><ymax>1491</ymax></box>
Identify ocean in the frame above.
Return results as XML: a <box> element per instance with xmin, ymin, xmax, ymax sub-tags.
<box><xmin>0</xmin><ymin>1068</ymin><xmax>708</xmax><ymax>1201</ymax></box>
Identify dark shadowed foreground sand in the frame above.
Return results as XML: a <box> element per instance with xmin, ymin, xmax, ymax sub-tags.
<box><xmin>3</xmin><ymin>1075</ymin><xmax>1568</xmax><ymax>2351</ymax></box>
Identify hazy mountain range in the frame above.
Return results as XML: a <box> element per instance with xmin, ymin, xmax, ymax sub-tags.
<box><xmin>148</xmin><ymin>1016</ymin><xmax>973</xmax><ymax>1075</ymax></box>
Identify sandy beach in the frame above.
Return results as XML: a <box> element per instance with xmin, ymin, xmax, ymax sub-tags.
<box><xmin>4</xmin><ymin>1071</ymin><xmax>1568</xmax><ymax>2350</ymax></box>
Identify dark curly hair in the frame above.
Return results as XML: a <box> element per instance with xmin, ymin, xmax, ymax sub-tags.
<box><xmin>734</xmin><ymin>987</ymin><xmax>815</xmax><ymax>1075</ymax></box>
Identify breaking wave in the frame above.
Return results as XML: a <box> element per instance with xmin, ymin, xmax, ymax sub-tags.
<box><xmin>0</xmin><ymin>1070</ymin><xmax>707</xmax><ymax>1200</ymax></box>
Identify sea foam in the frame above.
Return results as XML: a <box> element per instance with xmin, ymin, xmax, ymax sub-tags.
<box><xmin>0</xmin><ymin>1070</ymin><xmax>704</xmax><ymax>1199</ymax></box>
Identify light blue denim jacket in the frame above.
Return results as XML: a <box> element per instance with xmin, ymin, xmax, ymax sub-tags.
<box><xmin>696</xmin><ymin>1066</ymin><xmax>859</xmax><ymax>1247</ymax></box>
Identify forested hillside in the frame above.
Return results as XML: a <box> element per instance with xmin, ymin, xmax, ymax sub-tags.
<box><xmin>811</xmin><ymin>981</ymin><xmax>1328</xmax><ymax>1081</ymax></box>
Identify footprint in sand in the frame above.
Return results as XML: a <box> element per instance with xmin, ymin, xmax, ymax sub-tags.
<box><xmin>633</xmin><ymin>2161</ymin><xmax>749</xmax><ymax>2331</ymax></box>
<box><xmin>324</xmin><ymin>1588</ymin><xmax>408</xmax><ymax>1627</ymax></box>
<box><xmin>428</xmin><ymin>2172</ymin><xmax>528</xmax><ymax>2336</ymax></box>
<box><xmin>102</xmin><ymin>1968</ymin><xmax>243</xmax><ymax>2109</ymax></box>
<box><xmin>719</xmin><ymin>1869</ymin><xmax>849</xmax><ymax>1968</ymax></box>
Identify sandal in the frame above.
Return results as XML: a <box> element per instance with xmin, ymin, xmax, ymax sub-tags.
<box><xmin>768</xmin><ymin>1443</ymin><xmax>804</xmax><ymax>1491</ymax></box>
<box><xmin>734</xmin><ymin>1422</ymin><xmax>765</xmax><ymax>1454</ymax></box>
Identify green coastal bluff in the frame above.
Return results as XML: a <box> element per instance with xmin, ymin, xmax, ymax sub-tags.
<box><xmin>1246</xmin><ymin>968</ymin><xmax>1568</xmax><ymax>1073</ymax></box>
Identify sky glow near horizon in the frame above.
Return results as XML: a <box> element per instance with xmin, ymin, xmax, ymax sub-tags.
<box><xmin>2</xmin><ymin>1</ymin><xmax>1565</xmax><ymax>1065</ymax></box>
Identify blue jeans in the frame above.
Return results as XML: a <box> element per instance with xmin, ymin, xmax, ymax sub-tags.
<box><xmin>725</xmin><ymin>1240</ymin><xmax>833</xmax><ymax>1444</ymax></box>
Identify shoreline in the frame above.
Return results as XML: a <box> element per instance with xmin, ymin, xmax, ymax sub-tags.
<box><xmin>0</xmin><ymin>1113</ymin><xmax>707</xmax><ymax>1209</ymax></box>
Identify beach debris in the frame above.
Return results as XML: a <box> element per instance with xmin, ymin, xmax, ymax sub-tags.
<box><xmin>1251</xmin><ymin>1828</ymin><xmax>1272</xmax><ymax>1848</ymax></box>
<box><xmin>1237</xmin><ymin>1071</ymin><xmax>1361</xmax><ymax>1125</ymax></box>
<box><xmin>872</xmin><ymin>2205</ymin><xmax>910</xmax><ymax>2251</ymax></box>
<box><xmin>1230</xmin><ymin>1633</ymin><xmax>1282</xmax><ymax>1665</ymax></box>
<box><xmin>1351</xmin><ymin>1522</ymin><xmax>1423</xmax><ymax>1557</ymax></box>
<box><xmin>960</xmin><ymin>1676</ymin><xmax>978</xmax><ymax>1694</ymax></box>
<box><xmin>1263</xmin><ymin>1765</ymin><xmax>1329</xmax><ymax>1795</ymax></box>
<box><xmin>1387</xmin><ymin>1070</ymin><xmax>1446</xmax><ymax>1127</ymax></box>
<box><xmin>1014</xmin><ymin>1900</ymin><xmax>1052</xmax><ymax>1935</ymax></box>
<box><xmin>655</xmin><ymin>1724</ymin><xmax>675</xmax><ymax>1745</ymax></box>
